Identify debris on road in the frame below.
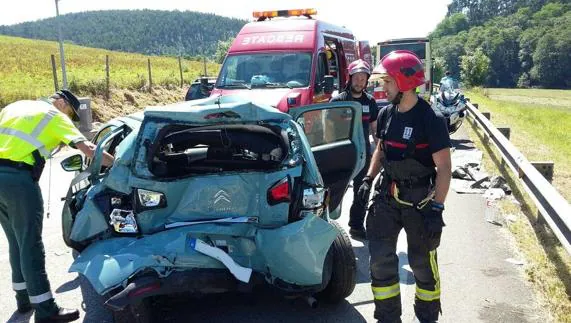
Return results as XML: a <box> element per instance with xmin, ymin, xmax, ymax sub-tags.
<box><xmin>450</xmin><ymin>148</ymin><xmax>512</xmax><ymax>195</ymax></box>
<box><xmin>505</xmin><ymin>258</ymin><xmax>526</xmax><ymax>266</ymax></box>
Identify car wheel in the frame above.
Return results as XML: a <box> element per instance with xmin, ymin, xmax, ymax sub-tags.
<box><xmin>112</xmin><ymin>299</ymin><xmax>153</xmax><ymax>323</ymax></box>
<box><xmin>317</xmin><ymin>220</ymin><xmax>356</xmax><ymax>303</ymax></box>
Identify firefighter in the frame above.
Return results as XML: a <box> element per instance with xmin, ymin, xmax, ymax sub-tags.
<box><xmin>357</xmin><ymin>50</ymin><xmax>452</xmax><ymax>322</ymax></box>
<box><xmin>330</xmin><ymin>58</ymin><xmax>378</xmax><ymax>240</ymax></box>
<box><xmin>0</xmin><ymin>90</ymin><xmax>114</xmax><ymax>322</ymax></box>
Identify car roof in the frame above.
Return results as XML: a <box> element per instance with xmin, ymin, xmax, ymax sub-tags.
<box><xmin>144</xmin><ymin>95</ymin><xmax>291</xmax><ymax>123</ymax></box>
<box><xmin>108</xmin><ymin>111</ymin><xmax>143</xmax><ymax>129</ymax></box>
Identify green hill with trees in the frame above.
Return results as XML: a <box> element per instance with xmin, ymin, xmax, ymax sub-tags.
<box><xmin>0</xmin><ymin>10</ymin><xmax>246</xmax><ymax>58</ymax></box>
<box><xmin>430</xmin><ymin>0</ymin><xmax>570</xmax><ymax>89</ymax></box>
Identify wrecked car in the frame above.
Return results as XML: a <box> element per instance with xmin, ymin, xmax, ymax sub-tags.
<box><xmin>60</xmin><ymin>95</ymin><xmax>366</xmax><ymax>322</ymax></box>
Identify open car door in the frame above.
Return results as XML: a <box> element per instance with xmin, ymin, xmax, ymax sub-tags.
<box><xmin>289</xmin><ymin>101</ymin><xmax>365</xmax><ymax>219</ymax></box>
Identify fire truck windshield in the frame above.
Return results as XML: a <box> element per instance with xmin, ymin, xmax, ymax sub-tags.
<box><xmin>217</xmin><ymin>52</ymin><xmax>312</xmax><ymax>89</ymax></box>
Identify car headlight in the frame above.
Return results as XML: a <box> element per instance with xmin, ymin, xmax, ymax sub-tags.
<box><xmin>137</xmin><ymin>189</ymin><xmax>166</xmax><ymax>208</ymax></box>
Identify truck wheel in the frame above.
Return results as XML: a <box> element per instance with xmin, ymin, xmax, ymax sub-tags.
<box><xmin>317</xmin><ymin>220</ymin><xmax>356</xmax><ymax>303</ymax></box>
<box><xmin>113</xmin><ymin>299</ymin><xmax>153</xmax><ymax>323</ymax></box>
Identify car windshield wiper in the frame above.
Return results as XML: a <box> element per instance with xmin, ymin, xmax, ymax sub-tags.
<box><xmin>218</xmin><ymin>83</ymin><xmax>251</xmax><ymax>90</ymax></box>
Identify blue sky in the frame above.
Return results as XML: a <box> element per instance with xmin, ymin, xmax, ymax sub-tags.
<box><xmin>0</xmin><ymin>0</ymin><xmax>451</xmax><ymax>44</ymax></box>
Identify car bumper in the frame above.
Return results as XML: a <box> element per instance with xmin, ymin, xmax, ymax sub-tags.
<box><xmin>70</xmin><ymin>215</ymin><xmax>338</xmax><ymax>295</ymax></box>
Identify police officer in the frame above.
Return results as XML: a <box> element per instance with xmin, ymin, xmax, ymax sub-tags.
<box><xmin>0</xmin><ymin>90</ymin><xmax>114</xmax><ymax>322</ymax></box>
<box><xmin>358</xmin><ymin>51</ymin><xmax>452</xmax><ymax>322</ymax></box>
<box><xmin>330</xmin><ymin>59</ymin><xmax>378</xmax><ymax>240</ymax></box>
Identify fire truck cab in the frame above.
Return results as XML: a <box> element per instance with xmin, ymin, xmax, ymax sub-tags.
<box><xmin>211</xmin><ymin>9</ymin><xmax>359</xmax><ymax>112</ymax></box>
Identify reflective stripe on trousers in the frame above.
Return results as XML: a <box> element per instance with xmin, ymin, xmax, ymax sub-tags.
<box><xmin>29</xmin><ymin>291</ymin><xmax>54</xmax><ymax>304</ymax></box>
<box><xmin>12</xmin><ymin>281</ymin><xmax>27</xmax><ymax>291</ymax></box>
<box><xmin>372</xmin><ymin>282</ymin><xmax>400</xmax><ymax>300</ymax></box>
<box><xmin>415</xmin><ymin>250</ymin><xmax>441</xmax><ymax>301</ymax></box>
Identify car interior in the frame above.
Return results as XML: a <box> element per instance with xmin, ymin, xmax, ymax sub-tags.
<box><xmin>149</xmin><ymin>124</ymin><xmax>291</xmax><ymax>178</ymax></box>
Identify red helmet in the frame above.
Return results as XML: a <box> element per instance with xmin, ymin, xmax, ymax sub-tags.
<box><xmin>374</xmin><ymin>50</ymin><xmax>425</xmax><ymax>92</ymax></box>
<box><xmin>347</xmin><ymin>59</ymin><xmax>371</xmax><ymax>76</ymax></box>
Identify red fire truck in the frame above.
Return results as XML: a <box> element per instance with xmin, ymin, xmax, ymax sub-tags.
<box><xmin>211</xmin><ymin>8</ymin><xmax>361</xmax><ymax>112</ymax></box>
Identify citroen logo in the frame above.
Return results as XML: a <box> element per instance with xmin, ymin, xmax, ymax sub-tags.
<box><xmin>214</xmin><ymin>190</ymin><xmax>231</xmax><ymax>205</ymax></box>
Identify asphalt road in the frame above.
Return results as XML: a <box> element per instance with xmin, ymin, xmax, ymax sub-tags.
<box><xmin>0</xmin><ymin>127</ymin><xmax>547</xmax><ymax>323</ymax></box>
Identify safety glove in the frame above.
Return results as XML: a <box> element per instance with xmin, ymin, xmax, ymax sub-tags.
<box><xmin>422</xmin><ymin>200</ymin><xmax>446</xmax><ymax>240</ymax></box>
<box><xmin>357</xmin><ymin>176</ymin><xmax>373</xmax><ymax>206</ymax></box>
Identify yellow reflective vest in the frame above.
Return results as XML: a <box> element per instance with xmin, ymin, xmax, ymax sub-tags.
<box><xmin>0</xmin><ymin>100</ymin><xmax>86</xmax><ymax>166</ymax></box>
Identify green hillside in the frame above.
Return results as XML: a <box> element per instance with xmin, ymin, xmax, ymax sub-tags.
<box><xmin>0</xmin><ymin>35</ymin><xmax>220</xmax><ymax>110</ymax></box>
<box><xmin>0</xmin><ymin>9</ymin><xmax>246</xmax><ymax>57</ymax></box>
<box><xmin>430</xmin><ymin>1</ymin><xmax>570</xmax><ymax>89</ymax></box>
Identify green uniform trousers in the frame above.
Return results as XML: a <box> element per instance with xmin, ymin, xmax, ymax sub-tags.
<box><xmin>0</xmin><ymin>166</ymin><xmax>58</xmax><ymax>319</ymax></box>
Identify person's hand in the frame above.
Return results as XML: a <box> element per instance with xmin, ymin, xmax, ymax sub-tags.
<box><xmin>357</xmin><ymin>176</ymin><xmax>373</xmax><ymax>206</ymax></box>
<box><xmin>421</xmin><ymin>201</ymin><xmax>446</xmax><ymax>249</ymax></box>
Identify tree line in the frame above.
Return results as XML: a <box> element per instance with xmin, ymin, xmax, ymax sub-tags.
<box><xmin>0</xmin><ymin>10</ymin><xmax>246</xmax><ymax>58</ymax></box>
<box><xmin>430</xmin><ymin>0</ymin><xmax>570</xmax><ymax>89</ymax></box>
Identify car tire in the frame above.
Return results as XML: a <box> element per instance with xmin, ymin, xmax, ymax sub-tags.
<box><xmin>317</xmin><ymin>220</ymin><xmax>356</xmax><ymax>303</ymax></box>
<box><xmin>112</xmin><ymin>299</ymin><xmax>153</xmax><ymax>323</ymax></box>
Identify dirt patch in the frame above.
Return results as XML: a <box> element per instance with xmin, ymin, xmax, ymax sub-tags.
<box><xmin>90</xmin><ymin>86</ymin><xmax>188</xmax><ymax>122</ymax></box>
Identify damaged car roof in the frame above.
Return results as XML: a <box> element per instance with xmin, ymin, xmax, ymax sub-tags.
<box><xmin>144</xmin><ymin>95</ymin><xmax>292</xmax><ymax>123</ymax></box>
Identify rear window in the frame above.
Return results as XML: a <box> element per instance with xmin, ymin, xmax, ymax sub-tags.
<box><xmin>379</xmin><ymin>43</ymin><xmax>426</xmax><ymax>60</ymax></box>
<box><xmin>148</xmin><ymin>124</ymin><xmax>293</xmax><ymax>178</ymax></box>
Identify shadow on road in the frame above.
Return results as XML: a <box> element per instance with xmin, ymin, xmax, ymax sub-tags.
<box><xmin>6</xmin><ymin>309</ymin><xmax>34</xmax><ymax>323</ymax></box>
<box><xmin>56</xmin><ymin>276</ymin><xmax>81</xmax><ymax>293</ymax></box>
<box><xmin>451</xmin><ymin>138</ymin><xmax>475</xmax><ymax>151</ymax></box>
<box><xmin>153</xmin><ymin>288</ymin><xmax>368</xmax><ymax>323</ymax></box>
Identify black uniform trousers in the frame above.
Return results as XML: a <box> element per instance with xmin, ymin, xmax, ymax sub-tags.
<box><xmin>366</xmin><ymin>183</ymin><xmax>442</xmax><ymax>323</ymax></box>
<box><xmin>349</xmin><ymin>149</ymin><xmax>372</xmax><ymax>230</ymax></box>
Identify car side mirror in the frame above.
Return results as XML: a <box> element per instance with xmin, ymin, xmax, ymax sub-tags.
<box><xmin>323</xmin><ymin>75</ymin><xmax>334</xmax><ymax>94</ymax></box>
<box><xmin>61</xmin><ymin>154</ymin><xmax>83</xmax><ymax>172</ymax></box>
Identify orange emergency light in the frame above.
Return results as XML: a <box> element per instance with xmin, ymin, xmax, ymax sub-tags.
<box><xmin>253</xmin><ymin>8</ymin><xmax>317</xmax><ymax>20</ymax></box>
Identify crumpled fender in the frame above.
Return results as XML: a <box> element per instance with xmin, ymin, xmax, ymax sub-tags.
<box><xmin>256</xmin><ymin>216</ymin><xmax>338</xmax><ymax>286</ymax></box>
<box><xmin>70</xmin><ymin>216</ymin><xmax>338</xmax><ymax>295</ymax></box>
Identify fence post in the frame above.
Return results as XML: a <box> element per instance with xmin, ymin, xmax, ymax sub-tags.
<box><xmin>105</xmin><ymin>55</ymin><xmax>110</xmax><ymax>100</ymax></box>
<box><xmin>51</xmin><ymin>55</ymin><xmax>59</xmax><ymax>92</ymax></box>
<box><xmin>203</xmin><ymin>56</ymin><xmax>207</xmax><ymax>77</ymax></box>
<box><xmin>178</xmin><ymin>57</ymin><xmax>183</xmax><ymax>88</ymax></box>
<box><xmin>148</xmin><ymin>58</ymin><xmax>153</xmax><ymax>93</ymax></box>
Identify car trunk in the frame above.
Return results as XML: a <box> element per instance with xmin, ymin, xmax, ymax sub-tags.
<box><xmin>131</xmin><ymin>122</ymin><xmax>304</xmax><ymax>232</ymax></box>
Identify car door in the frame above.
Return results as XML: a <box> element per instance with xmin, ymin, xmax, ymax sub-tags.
<box><xmin>289</xmin><ymin>101</ymin><xmax>365</xmax><ymax>219</ymax></box>
<box><xmin>61</xmin><ymin>123</ymin><xmax>131</xmax><ymax>250</ymax></box>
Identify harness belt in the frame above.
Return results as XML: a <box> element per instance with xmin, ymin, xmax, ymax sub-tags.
<box><xmin>389</xmin><ymin>180</ymin><xmax>434</xmax><ymax>210</ymax></box>
<box><xmin>0</xmin><ymin>149</ymin><xmax>45</xmax><ymax>181</ymax></box>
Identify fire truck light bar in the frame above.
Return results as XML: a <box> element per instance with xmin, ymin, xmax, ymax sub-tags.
<box><xmin>253</xmin><ymin>8</ymin><xmax>317</xmax><ymax>19</ymax></box>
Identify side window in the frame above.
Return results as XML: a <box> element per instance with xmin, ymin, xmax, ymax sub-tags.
<box><xmin>296</xmin><ymin>108</ymin><xmax>353</xmax><ymax>147</ymax></box>
<box><xmin>314</xmin><ymin>53</ymin><xmax>328</xmax><ymax>95</ymax></box>
<box><xmin>93</xmin><ymin>126</ymin><xmax>114</xmax><ymax>146</ymax></box>
<box><xmin>86</xmin><ymin>126</ymin><xmax>114</xmax><ymax>166</ymax></box>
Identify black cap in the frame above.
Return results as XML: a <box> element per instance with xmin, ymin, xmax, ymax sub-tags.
<box><xmin>56</xmin><ymin>89</ymin><xmax>81</xmax><ymax>122</ymax></box>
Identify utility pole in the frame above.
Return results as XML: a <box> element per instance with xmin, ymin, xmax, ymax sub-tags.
<box><xmin>55</xmin><ymin>0</ymin><xmax>68</xmax><ymax>89</ymax></box>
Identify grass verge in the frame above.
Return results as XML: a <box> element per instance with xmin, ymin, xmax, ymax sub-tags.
<box><xmin>464</xmin><ymin>109</ymin><xmax>571</xmax><ymax>323</ymax></box>
<box><xmin>465</xmin><ymin>88</ymin><xmax>570</xmax><ymax>202</ymax></box>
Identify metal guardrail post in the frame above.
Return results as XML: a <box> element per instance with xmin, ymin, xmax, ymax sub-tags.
<box><xmin>531</xmin><ymin>162</ymin><xmax>554</xmax><ymax>183</ymax></box>
<box><xmin>465</xmin><ymin>102</ymin><xmax>571</xmax><ymax>255</ymax></box>
<box><xmin>497</xmin><ymin>127</ymin><xmax>511</xmax><ymax>140</ymax></box>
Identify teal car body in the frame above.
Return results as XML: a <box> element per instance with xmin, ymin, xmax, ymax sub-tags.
<box><xmin>61</xmin><ymin>95</ymin><xmax>365</xmax><ymax>312</ymax></box>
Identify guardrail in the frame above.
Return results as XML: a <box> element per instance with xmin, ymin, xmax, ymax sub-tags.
<box><xmin>432</xmin><ymin>84</ymin><xmax>571</xmax><ymax>255</ymax></box>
